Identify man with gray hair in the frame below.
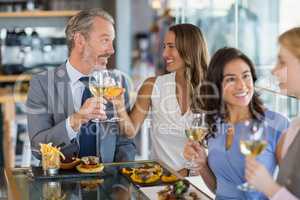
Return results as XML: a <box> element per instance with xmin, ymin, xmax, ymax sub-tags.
<box><xmin>26</xmin><ymin>8</ymin><xmax>136</xmax><ymax>162</ymax></box>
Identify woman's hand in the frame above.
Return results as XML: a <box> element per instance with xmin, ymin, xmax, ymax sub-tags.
<box><xmin>245</xmin><ymin>156</ymin><xmax>281</xmax><ymax>198</ymax></box>
<box><xmin>183</xmin><ymin>140</ymin><xmax>208</xmax><ymax>169</ymax></box>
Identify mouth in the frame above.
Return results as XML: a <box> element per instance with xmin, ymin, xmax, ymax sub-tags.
<box><xmin>234</xmin><ymin>91</ymin><xmax>248</xmax><ymax>98</ymax></box>
<box><xmin>165</xmin><ymin>59</ymin><xmax>174</xmax><ymax>65</ymax></box>
<box><xmin>97</xmin><ymin>56</ymin><xmax>109</xmax><ymax>66</ymax></box>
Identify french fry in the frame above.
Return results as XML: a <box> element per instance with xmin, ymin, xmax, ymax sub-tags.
<box><xmin>40</xmin><ymin>143</ymin><xmax>65</xmax><ymax>170</ymax></box>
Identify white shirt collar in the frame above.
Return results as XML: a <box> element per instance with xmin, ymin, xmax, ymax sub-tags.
<box><xmin>66</xmin><ymin>60</ymin><xmax>85</xmax><ymax>86</ymax></box>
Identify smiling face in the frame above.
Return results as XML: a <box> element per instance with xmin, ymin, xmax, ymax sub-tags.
<box><xmin>81</xmin><ymin>17</ymin><xmax>115</xmax><ymax>73</ymax></box>
<box><xmin>272</xmin><ymin>45</ymin><xmax>300</xmax><ymax>97</ymax></box>
<box><xmin>162</xmin><ymin>31</ymin><xmax>185</xmax><ymax>73</ymax></box>
<box><xmin>222</xmin><ymin>58</ymin><xmax>254</xmax><ymax>110</ymax></box>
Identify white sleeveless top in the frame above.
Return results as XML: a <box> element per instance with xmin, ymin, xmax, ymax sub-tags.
<box><xmin>150</xmin><ymin>72</ymin><xmax>192</xmax><ymax>170</ymax></box>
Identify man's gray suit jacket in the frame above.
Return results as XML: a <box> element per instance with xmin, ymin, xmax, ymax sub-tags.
<box><xmin>26</xmin><ymin>63</ymin><xmax>136</xmax><ymax>163</ymax></box>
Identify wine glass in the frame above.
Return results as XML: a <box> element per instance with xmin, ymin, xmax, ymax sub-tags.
<box><xmin>89</xmin><ymin>68</ymin><xmax>108</xmax><ymax>122</ymax></box>
<box><xmin>238</xmin><ymin>120</ymin><xmax>267</xmax><ymax>191</ymax></box>
<box><xmin>185</xmin><ymin>112</ymin><xmax>209</xmax><ymax>176</ymax></box>
<box><xmin>89</xmin><ymin>69</ymin><xmax>123</xmax><ymax>122</ymax></box>
<box><xmin>103</xmin><ymin>69</ymin><xmax>123</xmax><ymax>122</ymax></box>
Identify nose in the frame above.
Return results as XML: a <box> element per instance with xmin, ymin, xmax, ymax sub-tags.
<box><xmin>162</xmin><ymin>47</ymin><xmax>169</xmax><ymax>59</ymax></box>
<box><xmin>107</xmin><ymin>43</ymin><xmax>115</xmax><ymax>56</ymax></box>
<box><xmin>271</xmin><ymin>62</ymin><xmax>280</xmax><ymax>76</ymax></box>
<box><xmin>236</xmin><ymin>78</ymin><xmax>247</xmax><ymax>90</ymax></box>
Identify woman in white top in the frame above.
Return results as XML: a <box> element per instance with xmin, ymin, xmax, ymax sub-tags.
<box><xmin>114</xmin><ymin>23</ymin><xmax>209</xmax><ymax>171</ymax></box>
<box><xmin>245</xmin><ymin>27</ymin><xmax>300</xmax><ymax>199</ymax></box>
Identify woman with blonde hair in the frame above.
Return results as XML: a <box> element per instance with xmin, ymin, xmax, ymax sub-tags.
<box><xmin>114</xmin><ymin>23</ymin><xmax>209</xmax><ymax>171</ymax></box>
<box><xmin>246</xmin><ymin>27</ymin><xmax>300</xmax><ymax>199</ymax></box>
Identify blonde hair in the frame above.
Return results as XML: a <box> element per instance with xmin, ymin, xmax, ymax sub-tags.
<box><xmin>278</xmin><ymin>27</ymin><xmax>300</xmax><ymax>60</ymax></box>
<box><xmin>169</xmin><ymin>24</ymin><xmax>209</xmax><ymax>112</ymax></box>
<box><xmin>65</xmin><ymin>8</ymin><xmax>114</xmax><ymax>54</ymax></box>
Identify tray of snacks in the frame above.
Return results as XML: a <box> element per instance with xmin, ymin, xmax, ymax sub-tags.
<box><xmin>120</xmin><ymin>162</ymin><xmax>178</xmax><ymax>187</ymax></box>
<box><xmin>32</xmin><ymin>156</ymin><xmax>105</xmax><ymax>180</ymax></box>
<box><xmin>32</xmin><ymin>143</ymin><xmax>105</xmax><ymax>180</ymax></box>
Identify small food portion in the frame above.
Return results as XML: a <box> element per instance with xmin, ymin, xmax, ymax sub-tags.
<box><xmin>121</xmin><ymin>163</ymin><xmax>164</xmax><ymax>184</ymax></box>
<box><xmin>121</xmin><ymin>167</ymin><xmax>134</xmax><ymax>175</ymax></box>
<box><xmin>161</xmin><ymin>171</ymin><xmax>178</xmax><ymax>183</ymax></box>
<box><xmin>60</xmin><ymin>157</ymin><xmax>81</xmax><ymax>170</ymax></box>
<box><xmin>40</xmin><ymin>143</ymin><xmax>65</xmax><ymax>171</ymax></box>
<box><xmin>130</xmin><ymin>170</ymin><xmax>161</xmax><ymax>184</ymax></box>
<box><xmin>158</xmin><ymin>180</ymin><xmax>200</xmax><ymax>200</ymax></box>
<box><xmin>121</xmin><ymin>163</ymin><xmax>179</xmax><ymax>185</ymax></box>
<box><xmin>76</xmin><ymin>156</ymin><xmax>104</xmax><ymax>173</ymax></box>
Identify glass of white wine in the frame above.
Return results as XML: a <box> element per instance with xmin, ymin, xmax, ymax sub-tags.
<box><xmin>238</xmin><ymin>121</ymin><xmax>267</xmax><ymax>191</ymax></box>
<box><xmin>185</xmin><ymin>112</ymin><xmax>209</xmax><ymax>176</ymax></box>
<box><xmin>103</xmin><ymin>69</ymin><xmax>123</xmax><ymax>122</ymax></box>
<box><xmin>89</xmin><ymin>69</ymin><xmax>123</xmax><ymax>122</ymax></box>
<box><xmin>89</xmin><ymin>68</ymin><xmax>108</xmax><ymax>122</ymax></box>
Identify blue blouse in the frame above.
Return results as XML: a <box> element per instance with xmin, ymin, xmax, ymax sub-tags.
<box><xmin>208</xmin><ymin>110</ymin><xmax>289</xmax><ymax>200</ymax></box>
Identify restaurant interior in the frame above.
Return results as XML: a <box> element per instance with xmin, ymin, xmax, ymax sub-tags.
<box><xmin>0</xmin><ymin>0</ymin><xmax>299</xmax><ymax>199</ymax></box>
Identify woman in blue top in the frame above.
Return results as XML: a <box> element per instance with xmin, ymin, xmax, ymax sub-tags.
<box><xmin>184</xmin><ymin>47</ymin><xmax>289</xmax><ymax>199</ymax></box>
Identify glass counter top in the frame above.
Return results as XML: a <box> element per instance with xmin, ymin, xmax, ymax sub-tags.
<box><xmin>2</xmin><ymin>160</ymin><xmax>212</xmax><ymax>200</ymax></box>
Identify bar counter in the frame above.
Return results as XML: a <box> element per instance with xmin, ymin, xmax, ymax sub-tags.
<box><xmin>1</xmin><ymin>160</ymin><xmax>212</xmax><ymax>200</ymax></box>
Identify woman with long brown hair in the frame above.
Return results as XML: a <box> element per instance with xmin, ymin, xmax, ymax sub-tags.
<box><xmin>184</xmin><ymin>47</ymin><xmax>289</xmax><ymax>199</ymax></box>
<box><xmin>114</xmin><ymin>23</ymin><xmax>209</xmax><ymax>171</ymax></box>
<box><xmin>245</xmin><ymin>27</ymin><xmax>300</xmax><ymax>199</ymax></box>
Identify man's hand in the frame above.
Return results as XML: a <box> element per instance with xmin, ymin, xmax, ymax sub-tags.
<box><xmin>245</xmin><ymin>156</ymin><xmax>281</xmax><ymax>198</ymax></box>
<box><xmin>69</xmin><ymin>97</ymin><xmax>107</xmax><ymax>132</ymax></box>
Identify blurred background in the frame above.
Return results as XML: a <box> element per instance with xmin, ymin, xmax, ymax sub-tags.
<box><xmin>0</xmin><ymin>0</ymin><xmax>299</xmax><ymax>168</ymax></box>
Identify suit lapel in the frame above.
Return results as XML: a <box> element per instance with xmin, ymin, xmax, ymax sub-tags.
<box><xmin>54</xmin><ymin>64</ymin><xmax>75</xmax><ymax>117</ymax></box>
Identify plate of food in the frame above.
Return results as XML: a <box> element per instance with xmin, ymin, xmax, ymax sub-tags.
<box><xmin>158</xmin><ymin>180</ymin><xmax>201</xmax><ymax>200</ymax></box>
<box><xmin>120</xmin><ymin>163</ymin><xmax>178</xmax><ymax>186</ymax></box>
<box><xmin>140</xmin><ymin>180</ymin><xmax>202</xmax><ymax>200</ymax></box>
<box><xmin>76</xmin><ymin>156</ymin><xmax>104</xmax><ymax>173</ymax></box>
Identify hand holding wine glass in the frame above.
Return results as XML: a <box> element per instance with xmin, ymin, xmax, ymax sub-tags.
<box><xmin>183</xmin><ymin>140</ymin><xmax>207</xmax><ymax>168</ymax></box>
<box><xmin>245</xmin><ymin>156</ymin><xmax>281</xmax><ymax>197</ymax></box>
<box><xmin>238</xmin><ymin>120</ymin><xmax>267</xmax><ymax>191</ymax></box>
<box><xmin>89</xmin><ymin>68</ymin><xmax>109</xmax><ymax>122</ymax></box>
<box><xmin>184</xmin><ymin>112</ymin><xmax>209</xmax><ymax>176</ymax></box>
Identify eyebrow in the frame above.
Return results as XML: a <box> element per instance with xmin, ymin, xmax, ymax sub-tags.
<box><xmin>223</xmin><ymin>70</ymin><xmax>251</xmax><ymax>77</ymax></box>
<box><xmin>100</xmin><ymin>33</ymin><xmax>114</xmax><ymax>38</ymax></box>
<box><xmin>164</xmin><ymin>42</ymin><xmax>175</xmax><ymax>45</ymax></box>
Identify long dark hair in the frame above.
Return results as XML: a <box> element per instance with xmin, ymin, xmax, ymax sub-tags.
<box><xmin>169</xmin><ymin>24</ymin><xmax>209</xmax><ymax>112</ymax></box>
<box><xmin>202</xmin><ymin>47</ymin><xmax>265</xmax><ymax>135</ymax></box>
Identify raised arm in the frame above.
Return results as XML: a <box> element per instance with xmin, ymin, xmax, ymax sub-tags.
<box><xmin>115</xmin><ymin>77</ymin><xmax>156</xmax><ymax>138</ymax></box>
